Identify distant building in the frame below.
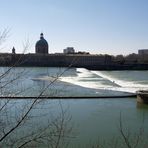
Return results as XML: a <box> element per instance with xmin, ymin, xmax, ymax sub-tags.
<box><xmin>35</xmin><ymin>33</ymin><xmax>48</xmax><ymax>54</ymax></box>
<box><xmin>63</xmin><ymin>47</ymin><xmax>75</xmax><ymax>54</ymax></box>
<box><xmin>138</xmin><ymin>49</ymin><xmax>148</xmax><ymax>55</ymax></box>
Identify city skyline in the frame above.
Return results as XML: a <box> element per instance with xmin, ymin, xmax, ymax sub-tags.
<box><xmin>0</xmin><ymin>0</ymin><xmax>148</xmax><ymax>55</ymax></box>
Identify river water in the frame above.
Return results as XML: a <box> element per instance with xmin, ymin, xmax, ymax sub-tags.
<box><xmin>0</xmin><ymin>67</ymin><xmax>148</xmax><ymax>147</ymax></box>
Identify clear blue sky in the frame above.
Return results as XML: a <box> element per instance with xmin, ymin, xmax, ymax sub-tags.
<box><xmin>0</xmin><ymin>0</ymin><xmax>148</xmax><ymax>55</ymax></box>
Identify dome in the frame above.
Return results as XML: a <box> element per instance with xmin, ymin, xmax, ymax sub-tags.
<box><xmin>35</xmin><ymin>33</ymin><xmax>48</xmax><ymax>54</ymax></box>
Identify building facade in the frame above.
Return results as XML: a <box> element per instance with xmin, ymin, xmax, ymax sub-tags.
<box><xmin>63</xmin><ymin>47</ymin><xmax>75</xmax><ymax>54</ymax></box>
<box><xmin>138</xmin><ymin>49</ymin><xmax>148</xmax><ymax>55</ymax></box>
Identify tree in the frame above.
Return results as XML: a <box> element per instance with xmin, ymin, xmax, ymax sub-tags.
<box><xmin>115</xmin><ymin>55</ymin><xmax>125</xmax><ymax>65</ymax></box>
<box><xmin>0</xmin><ymin>29</ymin><xmax>73</xmax><ymax>148</ymax></box>
<box><xmin>89</xmin><ymin>112</ymin><xmax>147</xmax><ymax>148</ymax></box>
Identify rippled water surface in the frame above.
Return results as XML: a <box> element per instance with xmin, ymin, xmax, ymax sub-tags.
<box><xmin>0</xmin><ymin>67</ymin><xmax>148</xmax><ymax>147</ymax></box>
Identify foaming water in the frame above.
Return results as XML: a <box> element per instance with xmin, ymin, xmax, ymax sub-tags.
<box><xmin>30</xmin><ymin>68</ymin><xmax>148</xmax><ymax>95</ymax></box>
<box><xmin>92</xmin><ymin>71</ymin><xmax>148</xmax><ymax>93</ymax></box>
<box><xmin>60</xmin><ymin>68</ymin><xmax>148</xmax><ymax>94</ymax></box>
<box><xmin>60</xmin><ymin>68</ymin><xmax>115</xmax><ymax>89</ymax></box>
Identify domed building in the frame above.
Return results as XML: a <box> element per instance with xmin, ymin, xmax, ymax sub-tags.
<box><xmin>35</xmin><ymin>33</ymin><xmax>48</xmax><ymax>54</ymax></box>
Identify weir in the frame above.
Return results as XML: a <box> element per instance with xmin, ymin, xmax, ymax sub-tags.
<box><xmin>59</xmin><ymin>68</ymin><xmax>148</xmax><ymax>94</ymax></box>
<box><xmin>0</xmin><ymin>94</ymin><xmax>136</xmax><ymax>99</ymax></box>
<box><xmin>91</xmin><ymin>70</ymin><xmax>148</xmax><ymax>93</ymax></box>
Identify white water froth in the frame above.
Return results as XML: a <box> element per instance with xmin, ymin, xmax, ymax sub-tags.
<box><xmin>34</xmin><ymin>68</ymin><xmax>148</xmax><ymax>94</ymax></box>
<box><xmin>60</xmin><ymin>68</ymin><xmax>134</xmax><ymax>93</ymax></box>
<box><xmin>60</xmin><ymin>68</ymin><xmax>105</xmax><ymax>89</ymax></box>
<box><xmin>92</xmin><ymin>71</ymin><xmax>148</xmax><ymax>93</ymax></box>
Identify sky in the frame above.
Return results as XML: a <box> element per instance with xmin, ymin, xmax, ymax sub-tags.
<box><xmin>0</xmin><ymin>0</ymin><xmax>148</xmax><ymax>55</ymax></box>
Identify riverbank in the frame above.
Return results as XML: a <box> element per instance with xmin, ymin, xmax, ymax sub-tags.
<box><xmin>1</xmin><ymin>53</ymin><xmax>148</xmax><ymax>70</ymax></box>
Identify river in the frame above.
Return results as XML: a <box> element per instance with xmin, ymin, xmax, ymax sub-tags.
<box><xmin>0</xmin><ymin>67</ymin><xmax>148</xmax><ymax>147</ymax></box>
